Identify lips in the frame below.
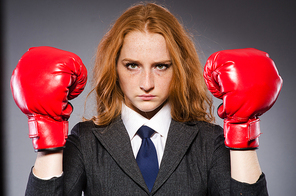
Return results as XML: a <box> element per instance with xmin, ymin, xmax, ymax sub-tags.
<box><xmin>138</xmin><ymin>94</ymin><xmax>156</xmax><ymax>101</ymax></box>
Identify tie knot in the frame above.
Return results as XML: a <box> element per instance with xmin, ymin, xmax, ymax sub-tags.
<box><xmin>137</xmin><ymin>126</ymin><xmax>155</xmax><ymax>139</ymax></box>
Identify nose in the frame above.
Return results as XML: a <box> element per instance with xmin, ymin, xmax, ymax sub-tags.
<box><xmin>140</xmin><ymin>69</ymin><xmax>154</xmax><ymax>92</ymax></box>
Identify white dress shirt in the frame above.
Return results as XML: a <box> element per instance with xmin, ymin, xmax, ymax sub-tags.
<box><xmin>121</xmin><ymin>103</ymin><xmax>171</xmax><ymax>166</ymax></box>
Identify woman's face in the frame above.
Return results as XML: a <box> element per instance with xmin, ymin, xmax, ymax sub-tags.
<box><xmin>117</xmin><ymin>31</ymin><xmax>173</xmax><ymax>119</ymax></box>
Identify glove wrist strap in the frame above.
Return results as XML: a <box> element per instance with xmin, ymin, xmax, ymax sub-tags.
<box><xmin>28</xmin><ymin>115</ymin><xmax>68</xmax><ymax>152</ymax></box>
<box><xmin>224</xmin><ymin>118</ymin><xmax>261</xmax><ymax>150</ymax></box>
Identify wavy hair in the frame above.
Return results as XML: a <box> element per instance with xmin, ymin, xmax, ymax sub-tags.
<box><xmin>88</xmin><ymin>2</ymin><xmax>214</xmax><ymax>125</ymax></box>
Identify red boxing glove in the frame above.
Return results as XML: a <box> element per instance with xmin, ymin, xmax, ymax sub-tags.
<box><xmin>11</xmin><ymin>46</ymin><xmax>87</xmax><ymax>151</ymax></box>
<box><xmin>203</xmin><ymin>48</ymin><xmax>282</xmax><ymax>150</ymax></box>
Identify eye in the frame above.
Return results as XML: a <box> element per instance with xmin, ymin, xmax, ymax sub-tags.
<box><xmin>155</xmin><ymin>64</ymin><xmax>171</xmax><ymax>70</ymax></box>
<box><xmin>125</xmin><ymin>63</ymin><xmax>139</xmax><ymax>70</ymax></box>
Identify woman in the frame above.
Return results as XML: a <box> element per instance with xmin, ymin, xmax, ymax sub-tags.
<box><xmin>12</xmin><ymin>2</ymin><xmax>275</xmax><ymax>195</ymax></box>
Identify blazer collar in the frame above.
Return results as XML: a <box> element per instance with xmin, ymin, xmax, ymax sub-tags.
<box><xmin>152</xmin><ymin>120</ymin><xmax>200</xmax><ymax>193</ymax></box>
<box><xmin>92</xmin><ymin>117</ymin><xmax>200</xmax><ymax>194</ymax></box>
<box><xmin>92</xmin><ymin>117</ymin><xmax>149</xmax><ymax>192</ymax></box>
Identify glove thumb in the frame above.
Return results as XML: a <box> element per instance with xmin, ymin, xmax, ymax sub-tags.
<box><xmin>61</xmin><ymin>102</ymin><xmax>73</xmax><ymax>120</ymax></box>
<box><xmin>217</xmin><ymin>103</ymin><xmax>227</xmax><ymax>119</ymax></box>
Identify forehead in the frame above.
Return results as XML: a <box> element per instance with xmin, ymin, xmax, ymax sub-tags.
<box><xmin>120</xmin><ymin>31</ymin><xmax>170</xmax><ymax>60</ymax></box>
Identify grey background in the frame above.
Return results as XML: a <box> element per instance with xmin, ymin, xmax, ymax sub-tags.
<box><xmin>2</xmin><ymin>0</ymin><xmax>295</xmax><ymax>195</ymax></box>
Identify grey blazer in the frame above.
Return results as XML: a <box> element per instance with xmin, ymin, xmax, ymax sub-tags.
<box><xmin>26</xmin><ymin>117</ymin><xmax>268</xmax><ymax>195</ymax></box>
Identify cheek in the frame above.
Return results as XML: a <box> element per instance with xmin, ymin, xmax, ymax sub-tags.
<box><xmin>117</xmin><ymin>67</ymin><xmax>128</xmax><ymax>90</ymax></box>
<box><xmin>118</xmin><ymin>74</ymin><xmax>137</xmax><ymax>95</ymax></box>
<box><xmin>159</xmin><ymin>73</ymin><xmax>173</xmax><ymax>94</ymax></box>
<box><xmin>117</xmin><ymin>75</ymin><xmax>126</xmax><ymax>95</ymax></box>
<box><xmin>118</xmin><ymin>77</ymin><xmax>128</xmax><ymax>93</ymax></box>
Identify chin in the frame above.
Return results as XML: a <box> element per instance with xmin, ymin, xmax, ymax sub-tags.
<box><xmin>141</xmin><ymin>103</ymin><xmax>165</xmax><ymax>112</ymax></box>
<box><xmin>138</xmin><ymin>107</ymin><xmax>157</xmax><ymax>113</ymax></box>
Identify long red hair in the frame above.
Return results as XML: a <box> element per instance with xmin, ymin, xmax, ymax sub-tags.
<box><xmin>88</xmin><ymin>2</ymin><xmax>214</xmax><ymax>125</ymax></box>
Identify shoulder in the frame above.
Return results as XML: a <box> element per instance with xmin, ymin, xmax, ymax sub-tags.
<box><xmin>184</xmin><ymin>120</ymin><xmax>223</xmax><ymax>137</ymax></box>
<box><xmin>70</xmin><ymin>120</ymin><xmax>108</xmax><ymax>136</ymax></box>
<box><xmin>67</xmin><ymin>120</ymin><xmax>108</xmax><ymax>145</ymax></box>
<box><xmin>71</xmin><ymin>120</ymin><xmax>96</xmax><ymax>133</ymax></box>
<box><xmin>181</xmin><ymin>120</ymin><xmax>224</xmax><ymax>147</ymax></box>
<box><xmin>69</xmin><ymin>117</ymin><xmax>125</xmax><ymax>140</ymax></box>
<box><xmin>66</xmin><ymin>120</ymin><xmax>118</xmax><ymax>151</ymax></box>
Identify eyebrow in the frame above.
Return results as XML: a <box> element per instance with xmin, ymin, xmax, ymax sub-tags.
<box><xmin>121</xmin><ymin>58</ymin><xmax>172</xmax><ymax>65</ymax></box>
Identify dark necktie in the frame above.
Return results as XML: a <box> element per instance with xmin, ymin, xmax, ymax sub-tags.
<box><xmin>136</xmin><ymin>125</ymin><xmax>159</xmax><ymax>192</ymax></box>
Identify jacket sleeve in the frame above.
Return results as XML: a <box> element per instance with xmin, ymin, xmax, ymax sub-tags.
<box><xmin>25</xmin><ymin>169</ymin><xmax>63</xmax><ymax>196</ymax></box>
<box><xmin>230</xmin><ymin>173</ymin><xmax>268</xmax><ymax>195</ymax></box>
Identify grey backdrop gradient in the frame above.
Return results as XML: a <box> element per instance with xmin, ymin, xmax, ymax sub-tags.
<box><xmin>3</xmin><ymin>0</ymin><xmax>296</xmax><ymax>195</ymax></box>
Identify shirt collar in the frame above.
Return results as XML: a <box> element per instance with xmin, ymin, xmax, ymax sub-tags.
<box><xmin>121</xmin><ymin>102</ymin><xmax>171</xmax><ymax>140</ymax></box>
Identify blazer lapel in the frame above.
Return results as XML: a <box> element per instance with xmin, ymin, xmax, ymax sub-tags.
<box><xmin>92</xmin><ymin>117</ymin><xmax>149</xmax><ymax>192</ymax></box>
<box><xmin>152</xmin><ymin>120</ymin><xmax>200</xmax><ymax>193</ymax></box>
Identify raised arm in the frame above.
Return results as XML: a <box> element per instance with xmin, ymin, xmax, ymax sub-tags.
<box><xmin>203</xmin><ymin>48</ymin><xmax>282</xmax><ymax>183</ymax></box>
<box><xmin>11</xmin><ymin>46</ymin><xmax>87</xmax><ymax>179</ymax></box>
